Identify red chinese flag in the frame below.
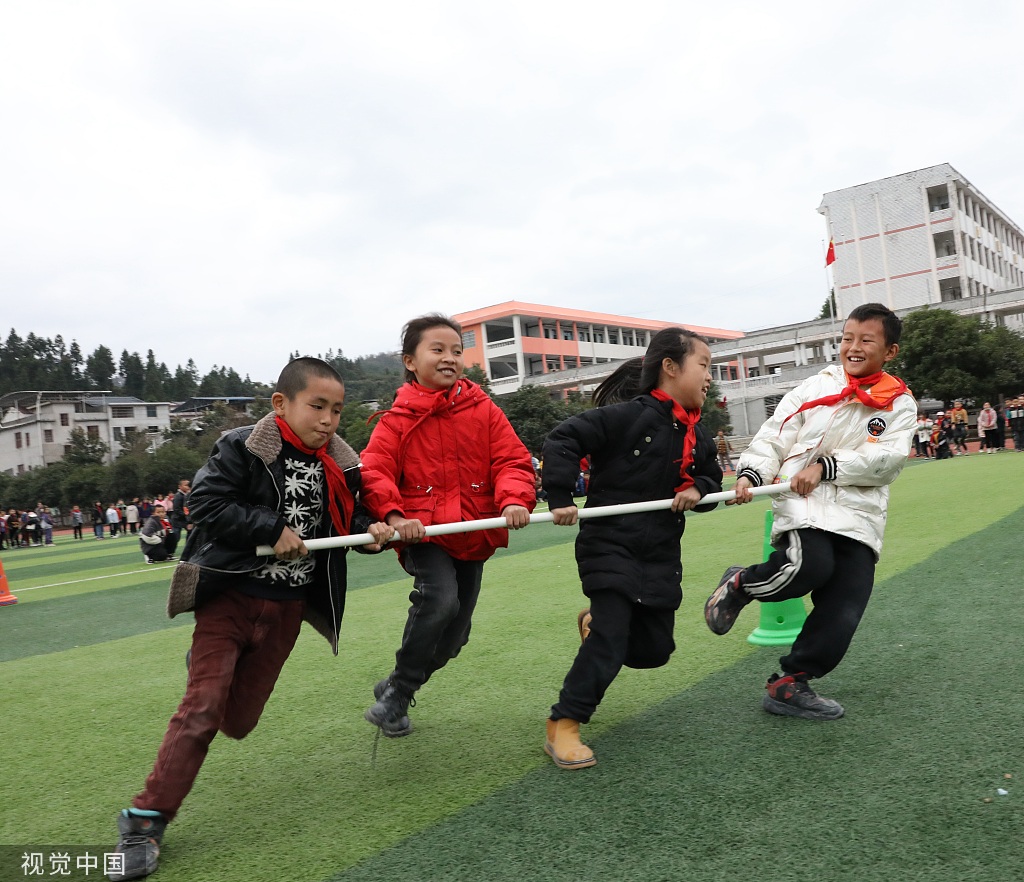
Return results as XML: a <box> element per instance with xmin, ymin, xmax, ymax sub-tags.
<box><xmin>825</xmin><ymin>239</ymin><xmax>836</xmax><ymax>266</ymax></box>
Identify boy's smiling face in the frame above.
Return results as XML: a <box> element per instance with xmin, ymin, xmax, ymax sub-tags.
<box><xmin>840</xmin><ymin>317</ymin><xmax>898</xmax><ymax>379</ymax></box>
<box><xmin>272</xmin><ymin>375</ymin><xmax>346</xmax><ymax>449</ymax></box>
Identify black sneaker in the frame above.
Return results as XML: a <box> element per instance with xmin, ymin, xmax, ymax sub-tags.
<box><xmin>109</xmin><ymin>808</ymin><xmax>167</xmax><ymax>880</ymax></box>
<box><xmin>364</xmin><ymin>679</ymin><xmax>414</xmax><ymax>737</ymax></box>
<box><xmin>762</xmin><ymin>673</ymin><xmax>844</xmax><ymax>720</ymax></box>
<box><xmin>704</xmin><ymin>566</ymin><xmax>750</xmax><ymax>635</ymax></box>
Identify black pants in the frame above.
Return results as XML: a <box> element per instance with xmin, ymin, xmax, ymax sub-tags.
<box><xmin>391</xmin><ymin>543</ymin><xmax>485</xmax><ymax>695</ymax></box>
<box><xmin>142</xmin><ymin>542</ymin><xmax>172</xmax><ymax>562</ymax></box>
<box><xmin>741</xmin><ymin>528</ymin><xmax>875</xmax><ymax>679</ymax></box>
<box><xmin>73</xmin><ymin>524</ymin><xmax>83</xmax><ymax>539</ymax></box>
<box><xmin>551</xmin><ymin>589</ymin><xmax>675</xmax><ymax>724</ymax></box>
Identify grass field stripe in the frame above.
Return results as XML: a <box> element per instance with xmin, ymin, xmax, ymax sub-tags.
<box><xmin>10</xmin><ymin>563</ymin><xmax>175</xmax><ymax>592</ymax></box>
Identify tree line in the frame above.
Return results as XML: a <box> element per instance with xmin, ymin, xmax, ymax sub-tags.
<box><xmin>0</xmin><ymin>330</ymin><xmax>406</xmax><ymax>403</ymax></box>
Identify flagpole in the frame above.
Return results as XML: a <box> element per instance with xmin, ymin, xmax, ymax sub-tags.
<box><xmin>823</xmin><ymin>240</ymin><xmax>837</xmax><ymax>359</ymax></box>
<box><xmin>822</xmin><ymin>214</ymin><xmax>838</xmax><ymax>360</ymax></box>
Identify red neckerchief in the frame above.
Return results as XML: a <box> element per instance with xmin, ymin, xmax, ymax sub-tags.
<box><xmin>159</xmin><ymin>517</ymin><xmax>172</xmax><ymax>532</ymax></box>
<box><xmin>649</xmin><ymin>388</ymin><xmax>702</xmax><ymax>492</ymax></box>
<box><xmin>781</xmin><ymin>371</ymin><xmax>907</xmax><ymax>426</ymax></box>
<box><xmin>274</xmin><ymin>415</ymin><xmax>353</xmax><ymax>536</ymax></box>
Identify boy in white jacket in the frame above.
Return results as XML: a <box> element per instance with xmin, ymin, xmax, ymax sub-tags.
<box><xmin>704</xmin><ymin>303</ymin><xmax>916</xmax><ymax>720</ymax></box>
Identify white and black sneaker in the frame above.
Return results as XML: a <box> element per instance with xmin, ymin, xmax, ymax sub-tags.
<box><xmin>364</xmin><ymin>679</ymin><xmax>414</xmax><ymax>737</ymax></box>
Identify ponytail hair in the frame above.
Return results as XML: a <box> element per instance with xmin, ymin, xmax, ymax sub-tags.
<box><xmin>593</xmin><ymin>327</ymin><xmax>708</xmax><ymax>407</ymax></box>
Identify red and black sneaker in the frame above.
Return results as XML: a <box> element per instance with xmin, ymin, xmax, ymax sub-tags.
<box><xmin>703</xmin><ymin>566</ymin><xmax>750</xmax><ymax>635</ymax></box>
<box><xmin>763</xmin><ymin>673</ymin><xmax>844</xmax><ymax>720</ymax></box>
<box><xmin>109</xmin><ymin>808</ymin><xmax>167</xmax><ymax>880</ymax></box>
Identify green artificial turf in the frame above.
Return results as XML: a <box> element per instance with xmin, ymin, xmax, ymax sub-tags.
<box><xmin>334</xmin><ymin>504</ymin><xmax>1024</xmax><ymax>882</ymax></box>
<box><xmin>0</xmin><ymin>452</ymin><xmax>1021</xmax><ymax>881</ymax></box>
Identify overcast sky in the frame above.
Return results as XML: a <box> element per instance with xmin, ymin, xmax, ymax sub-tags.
<box><xmin>3</xmin><ymin>1</ymin><xmax>1023</xmax><ymax>386</ymax></box>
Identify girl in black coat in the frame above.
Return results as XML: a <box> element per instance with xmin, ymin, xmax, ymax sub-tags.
<box><xmin>541</xmin><ymin>327</ymin><xmax>723</xmax><ymax>769</ymax></box>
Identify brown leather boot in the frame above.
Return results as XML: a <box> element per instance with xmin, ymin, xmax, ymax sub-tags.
<box><xmin>577</xmin><ymin>608</ymin><xmax>592</xmax><ymax>643</ymax></box>
<box><xmin>545</xmin><ymin>718</ymin><xmax>596</xmax><ymax>769</ymax></box>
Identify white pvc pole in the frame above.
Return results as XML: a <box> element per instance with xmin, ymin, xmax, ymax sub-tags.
<box><xmin>255</xmin><ymin>481</ymin><xmax>792</xmax><ymax>556</ymax></box>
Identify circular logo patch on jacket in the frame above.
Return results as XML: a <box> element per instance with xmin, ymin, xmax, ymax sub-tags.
<box><xmin>867</xmin><ymin>416</ymin><xmax>887</xmax><ymax>437</ymax></box>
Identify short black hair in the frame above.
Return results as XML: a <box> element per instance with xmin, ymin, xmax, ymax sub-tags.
<box><xmin>275</xmin><ymin>357</ymin><xmax>344</xmax><ymax>400</ymax></box>
<box><xmin>846</xmin><ymin>303</ymin><xmax>902</xmax><ymax>347</ymax></box>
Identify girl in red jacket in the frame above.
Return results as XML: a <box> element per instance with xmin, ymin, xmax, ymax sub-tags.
<box><xmin>360</xmin><ymin>314</ymin><xmax>536</xmax><ymax>736</ymax></box>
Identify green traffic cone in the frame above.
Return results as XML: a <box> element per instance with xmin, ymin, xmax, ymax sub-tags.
<box><xmin>746</xmin><ymin>509</ymin><xmax>807</xmax><ymax>646</ymax></box>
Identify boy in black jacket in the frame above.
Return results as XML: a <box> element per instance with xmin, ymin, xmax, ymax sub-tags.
<box><xmin>109</xmin><ymin>358</ymin><xmax>392</xmax><ymax>881</ymax></box>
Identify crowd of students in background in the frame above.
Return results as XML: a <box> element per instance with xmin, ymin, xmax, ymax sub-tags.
<box><xmin>0</xmin><ymin>503</ymin><xmax>57</xmax><ymax>548</ymax></box>
<box><xmin>912</xmin><ymin>396</ymin><xmax>1024</xmax><ymax>459</ymax></box>
<box><xmin>0</xmin><ymin>485</ymin><xmax>192</xmax><ymax>557</ymax></box>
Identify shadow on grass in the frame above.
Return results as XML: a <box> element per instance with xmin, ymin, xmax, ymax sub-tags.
<box><xmin>332</xmin><ymin>508</ymin><xmax>1024</xmax><ymax>882</ymax></box>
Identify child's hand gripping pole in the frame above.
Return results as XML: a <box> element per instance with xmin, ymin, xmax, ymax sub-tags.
<box><xmin>254</xmin><ymin>481</ymin><xmax>792</xmax><ymax>556</ymax></box>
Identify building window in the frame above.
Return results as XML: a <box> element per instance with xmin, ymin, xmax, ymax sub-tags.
<box><xmin>60</xmin><ymin>413</ymin><xmax>69</xmax><ymax>426</ymax></box>
<box><xmin>111</xmin><ymin>405</ymin><xmax>134</xmax><ymax>419</ymax></box>
<box><xmin>148</xmin><ymin>426</ymin><xmax>159</xmax><ymax>434</ymax></box>
<box><xmin>25</xmin><ymin>433</ymin><xmax>30</xmax><ymax>446</ymax></box>
<box><xmin>87</xmin><ymin>425</ymin><xmax>100</xmax><ymax>439</ymax></box>
<box><xmin>462</xmin><ymin>331</ymin><xmax>477</xmax><ymax>349</ymax></box>
<box><xmin>593</xmin><ymin>329</ymin><xmax>605</xmax><ymax>343</ymax></box>
<box><xmin>561</xmin><ymin>328</ymin><xmax>574</xmax><ymax>341</ymax></box>
<box><xmin>543</xmin><ymin>323</ymin><xmax>557</xmax><ymax>340</ymax></box>
<box><xmin>113</xmin><ymin>427</ymin><xmax>123</xmax><ymax>441</ymax></box>
<box><xmin>146</xmin><ymin>405</ymin><xmax>158</xmax><ymax>418</ymax></box>
<box><xmin>578</xmin><ymin>328</ymin><xmax>591</xmax><ymax>342</ymax></box>
<box><xmin>44</xmin><ymin>429</ymin><xmax>54</xmax><ymax>443</ymax></box>
<box><xmin>608</xmin><ymin>329</ymin><xmax>619</xmax><ymax>344</ymax></box>
<box><xmin>15</xmin><ymin>432</ymin><xmax>22</xmax><ymax>449</ymax></box>
<box><xmin>764</xmin><ymin>394</ymin><xmax>785</xmax><ymax>418</ymax></box>
<box><xmin>926</xmin><ymin>185</ymin><xmax>950</xmax><ymax>212</ymax></box>
<box><xmin>18</xmin><ymin>464</ymin><xmax>25</xmax><ymax>474</ymax></box>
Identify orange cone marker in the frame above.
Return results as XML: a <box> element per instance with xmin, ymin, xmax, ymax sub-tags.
<box><xmin>0</xmin><ymin>559</ymin><xmax>18</xmax><ymax>606</ymax></box>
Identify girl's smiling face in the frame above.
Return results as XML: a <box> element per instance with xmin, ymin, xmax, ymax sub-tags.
<box><xmin>404</xmin><ymin>325</ymin><xmax>465</xmax><ymax>390</ymax></box>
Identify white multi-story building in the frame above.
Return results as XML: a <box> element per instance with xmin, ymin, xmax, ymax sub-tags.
<box><xmin>819</xmin><ymin>163</ymin><xmax>1024</xmax><ymax>324</ymax></box>
<box><xmin>0</xmin><ymin>391</ymin><xmax>173</xmax><ymax>475</ymax></box>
